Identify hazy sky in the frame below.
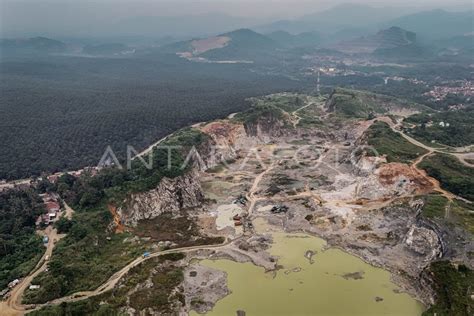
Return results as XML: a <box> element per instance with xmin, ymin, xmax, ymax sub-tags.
<box><xmin>1</xmin><ymin>0</ymin><xmax>472</xmax><ymax>37</ymax></box>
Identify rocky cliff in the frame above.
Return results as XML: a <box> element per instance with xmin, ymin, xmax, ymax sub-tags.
<box><xmin>117</xmin><ymin>171</ymin><xmax>204</xmax><ymax>226</ymax></box>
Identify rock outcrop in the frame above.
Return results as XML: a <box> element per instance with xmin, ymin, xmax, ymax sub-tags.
<box><xmin>405</xmin><ymin>224</ymin><xmax>442</xmax><ymax>261</ymax></box>
<box><xmin>243</xmin><ymin>115</ymin><xmax>290</xmax><ymax>139</ymax></box>
<box><xmin>117</xmin><ymin>171</ymin><xmax>204</xmax><ymax>226</ymax></box>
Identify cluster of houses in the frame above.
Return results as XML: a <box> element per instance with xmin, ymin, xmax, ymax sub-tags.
<box><xmin>424</xmin><ymin>80</ymin><xmax>474</xmax><ymax>101</ymax></box>
<box><xmin>35</xmin><ymin>193</ymin><xmax>61</xmax><ymax>227</ymax></box>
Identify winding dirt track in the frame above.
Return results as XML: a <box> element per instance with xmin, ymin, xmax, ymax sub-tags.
<box><xmin>388</xmin><ymin>119</ymin><xmax>474</xmax><ymax>168</ymax></box>
<box><xmin>4</xmin><ymin>237</ymin><xmax>237</xmax><ymax>315</ymax></box>
<box><xmin>1</xmin><ymin>227</ymin><xmax>65</xmax><ymax>315</ymax></box>
<box><xmin>45</xmin><ymin>239</ymin><xmax>236</xmax><ymax>306</ymax></box>
<box><xmin>385</xmin><ymin>118</ymin><xmax>472</xmax><ymax>202</ymax></box>
<box><xmin>291</xmin><ymin>102</ymin><xmax>314</xmax><ymax>128</ymax></box>
<box><xmin>246</xmin><ymin>161</ymin><xmax>278</xmax><ymax>215</ymax></box>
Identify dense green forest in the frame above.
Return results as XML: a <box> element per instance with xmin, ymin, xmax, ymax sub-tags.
<box><xmin>0</xmin><ymin>188</ymin><xmax>45</xmax><ymax>289</ymax></box>
<box><xmin>0</xmin><ymin>54</ymin><xmax>308</xmax><ymax>180</ymax></box>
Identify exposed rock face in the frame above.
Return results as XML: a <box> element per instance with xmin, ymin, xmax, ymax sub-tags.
<box><xmin>242</xmin><ymin>111</ymin><xmax>292</xmax><ymax>140</ymax></box>
<box><xmin>117</xmin><ymin>171</ymin><xmax>204</xmax><ymax>226</ymax></box>
<box><xmin>199</xmin><ymin>121</ymin><xmax>242</xmax><ymax>167</ymax></box>
<box><xmin>405</xmin><ymin>225</ymin><xmax>442</xmax><ymax>260</ymax></box>
<box><xmin>244</xmin><ymin>118</ymin><xmax>286</xmax><ymax>138</ymax></box>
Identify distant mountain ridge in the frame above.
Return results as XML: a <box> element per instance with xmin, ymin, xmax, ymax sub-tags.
<box><xmin>115</xmin><ymin>13</ymin><xmax>260</xmax><ymax>37</ymax></box>
<box><xmin>385</xmin><ymin>9</ymin><xmax>474</xmax><ymax>40</ymax></box>
<box><xmin>255</xmin><ymin>4</ymin><xmax>411</xmax><ymax>35</ymax></box>
<box><xmin>255</xmin><ymin>5</ymin><xmax>473</xmax><ymax>44</ymax></box>
<box><xmin>266</xmin><ymin>30</ymin><xmax>322</xmax><ymax>47</ymax></box>
<box><xmin>0</xmin><ymin>37</ymin><xmax>67</xmax><ymax>54</ymax></box>
<box><xmin>330</xmin><ymin>26</ymin><xmax>417</xmax><ymax>54</ymax></box>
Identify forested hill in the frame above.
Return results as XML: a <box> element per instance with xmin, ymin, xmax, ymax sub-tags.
<box><xmin>0</xmin><ymin>54</ymin><xmax>307</xmax><ymax>180</ymax></box>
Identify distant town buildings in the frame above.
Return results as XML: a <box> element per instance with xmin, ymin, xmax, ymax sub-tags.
<box><xmin>424</xmin><ymin>80</ymin><xmax>474</xmax><ymax>101</ymax></box>
<box><xmin>384</xmin><ymin>76</ymin><xmax>425</xmax><ymax>85</ymax></box>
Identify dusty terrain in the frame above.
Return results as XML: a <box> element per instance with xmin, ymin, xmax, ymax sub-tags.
<box><xmin>186</xmin><ymin>94</ymin><xmax>473</xmax><ymax>308</ymax></box>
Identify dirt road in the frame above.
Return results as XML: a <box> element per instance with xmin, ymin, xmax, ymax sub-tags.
<box><xmin>385</xmin><ymin>118</ymin><xmax>474</xmax><ymax>168</ymax></box>
<box><xmin>63</xmin><ymin>202</ymin><xmax>74</xmax><ymax>220</ymax></box>
<box><xmin>291</xmin><ymin>102</ymin><xmax>314</xmax><ymax>128</ymax></box>
<box><xmin>246</xmin><ymin>161</ymin><xmax>278</xmax><ymax>214</ymax></box>
<box><xmin>25</xmin><ymin>239</ymin><xmax>236</xmax><ymax>312</ymax></box>
<box><xmin>1</xmin><ymin>226</ymin><xmax>66</xmax><ymax>315</ymax></box>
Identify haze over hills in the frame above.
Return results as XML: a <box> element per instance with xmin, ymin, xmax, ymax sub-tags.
<box><xmin>254</xmin><ymin>3</ymin><xmax>412</xmax><ymax>35</ymax></box>
<box><xmin>1</xmin><ymin>3</ymin><xmax>473</xmax><ymax>52</ymax></box>
<box><xmin>82</xmin><ymin>43</ymin><xmax>134</xmax><ymax>56</ymax></box>
<box><xmin>266</xmin><ymin>30</ymin><xmax>322</xmax><ymax>48</ymax></box>
<box><xmin>434</xmin><ymin>34</ymin><xmax>474</xmax><ymax>51</ymax></box>
<box><xmin>385</xmin><ymin>9</ymin><xmax>474</xmax><ymax>40</ymax></box>
<box><xmin>0</xmin><ymin>37</ymin><xmax>67</xmax><ymax>55</ymax></box>
<box><xmin>254</xmin><ymin>5</ymin><xmax>474</xmax><ymax>44</ymax></box>
<box><xmin>2</xmin><ymin>21</ymin><xmax>468</xmax><ymax>62</ymax></box>
<box><xmin>330</xmin><ymin>26</ymin><xmax>417</xmax><ymax>54</ymax></box>
<box><xmin>114</xmin><ymin>13</ymin><xmax>261</xmax><ymax>38</ymax></box>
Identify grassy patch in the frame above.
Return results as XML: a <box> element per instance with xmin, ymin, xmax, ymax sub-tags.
<box><xmin>450</xmin><ymin>200</ymin><xmax>474</xmax><ymax>235</ymax></box>
<box><xmin>419</xmin><ymin>154</ymin><xmax>474</xmax><ymax>201</ymax></box>
<box><xmin>422</xmin><ymin>261</ymin><xmax>474</xmax><ymax>316</ymax></box>
<box><xmin>134</xmin><ymin>211</ymin><xmax>225</xmax><ymax>248</ymax></box>
<box><xmin>297</xmin><ymin>116</ymin><xmax>323</xmax><ymax>128</ymax></box>
<box><xmin>365</xmin><ymin>121</ymin><xmax>428</xmax><ymax>163</ymax></box>
<box><xmin>421</xmin><ymin>195</ymin><xmax>449</xmax><ymax>219</ymax></box>
<box><xmin>419</xmin><ymin>195</ymin><xmax>473</xmax><ymax>235</ymax></box>
<box><xmin>234</xmin><ymin>103</ymin><xmax>287</xmax><ymax>125</ymax></box>
<box><xmin>130</xmin><ymin>266</ymin><xmax>183</xmax><ymax>312</ymax></box>
<box><xmin>249</xmin><ymin>94</ymin><xmax>307</xmax><ymax>113</ymax></box>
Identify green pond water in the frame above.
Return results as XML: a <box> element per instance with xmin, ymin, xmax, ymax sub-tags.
<box><xmin>193</xmin><ymin>232</ymin><xmax>424</xmax><ymax>316</ymax></box>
